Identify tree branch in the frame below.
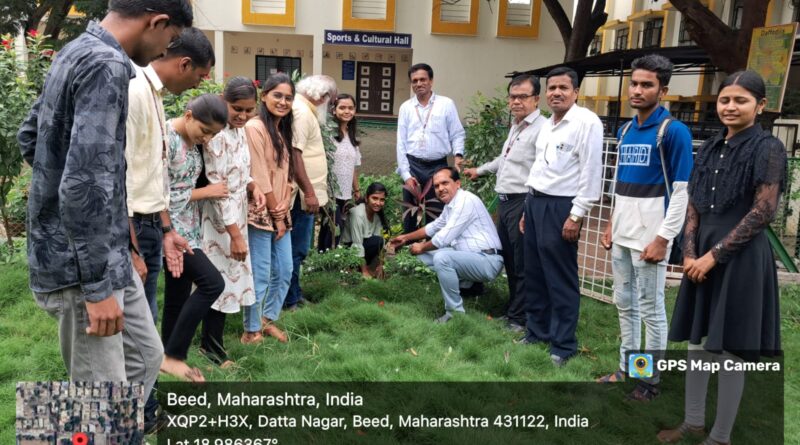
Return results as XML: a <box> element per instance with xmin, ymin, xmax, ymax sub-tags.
<box><xmin>541</xmin><ymin>0</ymin><xmax>572</xmax><ymax>45</ymax></box>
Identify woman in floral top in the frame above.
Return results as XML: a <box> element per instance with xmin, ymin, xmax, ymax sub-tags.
<box><xmin>241</xmin><ymin>73</ymin><xmax>296</xmax><ymax>344</ymax></box>
<box><xmin>201</xmin><ymin>77</ymin><xmax>266</xmax><ymax>366</ymax></box>
<box><xmin>162</xmin><ymin>94</ymin><xmax>229</xmax><ymax>381</ymax></box>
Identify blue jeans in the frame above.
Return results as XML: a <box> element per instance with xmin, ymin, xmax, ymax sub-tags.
<box><xmin>285</xmin><ymin>197</ymin><xmax>315</xmax><ymax>307</ymax></box>
<box><xmin>418</xmin><ymin>248</ymin><xmax>503</xmax><ymax>314</ymax></box>
<box><xmin>132</xmin><ymin>215</ymin><xmax>162</xmax><ymax>324</ymax></box>
<box><xmin>611</xmin><ymin>243</ymin><xmax>668</xmax><ymax>383</ymax></box>
<box><xmin>244</xmin><ymin>226</ymin><xmax>293</xmax><ymax>332</ymax></box>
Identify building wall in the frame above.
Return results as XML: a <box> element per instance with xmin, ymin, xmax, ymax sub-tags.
<box><xmin>191</xmin><ymin>0</ymin><xmax>572</xmax><ymax>117</ymax></box>
<box><xmin>581</xmin><ymin>0</ymin><xmax>800</xmax><ymax>121</ymax></box>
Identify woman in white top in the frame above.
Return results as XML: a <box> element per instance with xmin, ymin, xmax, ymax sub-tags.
<box><xmin>201</xmin><ymin>77</ymin><xmax>265</xmax><ymax>366</ymax></box>
<box><xmin>318</xmin><ymin>93</ymin><xmax>362</xmax><ymax>252</ymax></box>
<box><xmin>340</xmin><ymin>182</ymin><xmax>389</xmax><ymax>278</ymax></box>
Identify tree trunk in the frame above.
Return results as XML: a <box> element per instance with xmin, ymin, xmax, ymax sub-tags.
<box><xmin>43</xmin><ymin>0</ymin><xmax>74</xmax><ymax>41</ymax></box>
<box><xmin>671</xmin><ymin>0</ymin><xmax>768</xmax><ymax>73</ymax></box>
<box><xmin>542</xmin><ymin>0</ymin><xmax>607</xmax><ymax>62</ymax></box>
<box><xmin>0</xmin><ymin>177</ymin><xmax>13</xmax><ymax>248</ymax></box>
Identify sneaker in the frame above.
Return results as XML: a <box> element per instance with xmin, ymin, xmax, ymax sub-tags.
<box><xmin>434</xmin><ymin>313</ymin><xmax>453</xmax><ymax>324</ymax></box>
<box><xmin>550</xmin><ymin>354</ymin><xmax>570</xmax><ymax>368</ymax></box>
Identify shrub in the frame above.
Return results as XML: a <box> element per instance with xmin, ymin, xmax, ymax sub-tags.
<box><xmin>0</xmin><ymin>31</ymin><xmax>52</xmax><ymax>246</ymax></box>
<box><xmin>462</xmin><ymin>88</ymin><xmax>512</xmax><ymax>205</ymax></box>
<box><xmin>163</xmin><ymin>78</ymin><xmax>224</xmax><ymax>119</ymax></box>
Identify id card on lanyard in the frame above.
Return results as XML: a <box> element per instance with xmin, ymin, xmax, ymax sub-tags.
<box><xmin>414</xmin><ymin>97</ymin><xmax>434</xmax><ymax>149</ymax></box>
<box><xmin>143</xmin><ymin>73</ymin><xmax>171</xmax><ymax>201</ymax></box>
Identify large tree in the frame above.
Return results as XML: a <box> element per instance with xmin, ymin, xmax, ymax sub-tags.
<box><xmin>671</xmin><ymin>0</ymin><xmax>770</xmax><ymax>74</ymax></box>
<box><xmin>542</xmin><ymin>0</ymin><xmax>608</xmax><ymax>62</ymax></box>
<box><xmin>0</xmin><ymin>0</ymin><xmax>105</xmax><ymax>47</ymax></box>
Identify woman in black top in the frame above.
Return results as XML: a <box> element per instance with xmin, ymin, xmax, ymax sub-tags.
<box><xmin>658</xmin><ymin>71</ymin><xmax>785</xmax><ymax>445</ymax></box>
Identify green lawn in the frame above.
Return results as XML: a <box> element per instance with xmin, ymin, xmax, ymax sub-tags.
<box><xmin>1</xmin><ymin>251</ymin><xmax>797</xmax><ymax>444</ymax></box>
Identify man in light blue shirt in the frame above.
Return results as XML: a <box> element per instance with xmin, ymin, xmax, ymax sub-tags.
<box><xmin>390</xmin><ymin>167</ymin><xmax>503</xmax><ymax>323</ymax></box>
<box><xmin>396</xmin><ymin>63</ymin><xmax>466</xmax><ymax>233</ymax></box>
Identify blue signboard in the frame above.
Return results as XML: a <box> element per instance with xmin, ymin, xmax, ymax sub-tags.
<box><xmin>342</xmin><ymin>60</ymin><xmax>356</xmax><ymax>81</ymax></box>
<box><xmin>324</xmin><ymin>29</ymin><xmax>412</xmax><ymax>48</ymax></box>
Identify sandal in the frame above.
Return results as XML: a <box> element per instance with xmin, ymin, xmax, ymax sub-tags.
<box><xmin>199</xmin><ymin>347</ymin><xmax>234</xmax><ymax>368</ymax></box>
<box><xmin>656</xmin><ymin>422</ymin><xmax>706</xmax><ymax>443</ymax></box>
<box><xmin>261</xmin><ymin>317</ymin><xmax>288</xmax><ymax>343</ymax></box>
<box><xmin>626</xmin><ymin>381</ymin><xmax>660</xmax><ymax>401</ymax></box>
<box><xmin>239</xmin><ymin>331</ymin><xmax>264</xmax><ymax>345</ymax></box>
<box><xmin>596</xmin><ymin>370</ymin><xmax>626</xmax><ymax>383</ymax></box>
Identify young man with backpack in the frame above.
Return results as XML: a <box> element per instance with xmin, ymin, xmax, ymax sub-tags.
<box><xmin>598</xmin><ymin>54</ymin><xmax>694</xmax><ymax>400</ymax></box>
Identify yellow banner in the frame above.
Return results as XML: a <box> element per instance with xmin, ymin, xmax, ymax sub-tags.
<box><xmin>747</xmin><ymin>23</ymin><xmax>798</xmax><ymax>113</ymax></box>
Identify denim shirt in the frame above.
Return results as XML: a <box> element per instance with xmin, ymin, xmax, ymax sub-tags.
<box><xmin>17</xmin><ymin>21</ymin><xmax>136</xmax><ymax>302</ymax></box>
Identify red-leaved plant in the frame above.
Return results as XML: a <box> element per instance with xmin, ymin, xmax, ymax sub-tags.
<box><xmin>400</xmin><ymin>178</ymin><xmax>442</xmax><ymax>228</ymax></box>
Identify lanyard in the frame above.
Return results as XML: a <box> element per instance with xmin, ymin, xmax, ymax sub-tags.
<box><xmin>414</xmin><ymin>97</ymin><xmax>435</xmax><ymax>131</ymax></box>
<box><xmin>503</xmin><ymin>116</ymin><xmax>537</xmax><ymax>158</ymax></box>
<box><xmin>143</xmin><ymin>72</ymin><xmax>168</xmax><ymax>160</ymax></box>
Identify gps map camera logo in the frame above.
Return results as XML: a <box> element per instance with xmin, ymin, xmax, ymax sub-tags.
<box><xmin>628</xmin><ymin>353</ymin><xmax>653</xmax><ymax>379</ymax></box>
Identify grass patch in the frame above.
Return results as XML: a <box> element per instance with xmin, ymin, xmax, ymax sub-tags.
<box><xmin>1</xmin><ymin>259</ymin><xmax>797</xmax><ymax>443</ymax></box>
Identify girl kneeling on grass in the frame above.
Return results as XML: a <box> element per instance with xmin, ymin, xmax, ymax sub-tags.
<box><xmin>162</xmin><ymin>94</ymin><xmax>229</xmax><ymax>381</ymax></box>
<box><xmin>201</xmin><ymin>77</ymin><xmax>266</xmax><ymax>367</ymax></box>
<box><xmin>241</xmin><ymin>73</ymin><xmax>296</xmax><ymax>344</ymax></box>
<box><xmin>341</xmin><ymin>182</ymin><xmax>389</xmax><ymax>279</ymax></box>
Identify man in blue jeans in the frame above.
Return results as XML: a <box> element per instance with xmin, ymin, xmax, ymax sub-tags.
<box><xmin>127</xmin><ymin>27</ymin><xmax>215</xmax><ymax>324</ymax></box>
<box><xmin>125</xmin><ymin>26</ymin><xmax>215</xmax><ymax>432</ymax></box>
<box><xmin>390</xmin><ymin>167</ymin><xmax>504</xmax><ymax>323</ymax></box>
<box><xmin>598</xmin><ymin>54</ymin><xmax>693</xmax><ymax>401</ymax></box>
<box><xmin>285</xmin><ymin>75</ymin><xmax>338</xmax><ymax>311</ymax></box>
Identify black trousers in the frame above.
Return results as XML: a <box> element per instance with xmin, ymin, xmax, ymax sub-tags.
<box><xmin>497</xmin><ymin>195</ymin><xmax>526</xmax><ymax>325</ymax></box>
<box><xmin>402</xmin><ymin>155</ymin><xmax>447</xmax><ymax>234</ymax></box>
<box><xmin>363</xmin><ymin>236</ymin><xmax>384</xmax><ymax>266</ymax></box>
<box><xmin>523</xmin><ymin>194</ymin><xmax>580</xmax><ymax>359</ymax></box>
<box><xmin>317</xmin><ymin>198</ymin><xmax>348</xmax><ymax>253</ymax></box>
<box><xmin>200</xmin><ymin>309</ymin><xmax>228</xmax><ymax>364</ymax></box>
<box><xmin>162</xmin><ymin>248</ymin><xmax>224</xmax><ymax>360</ymax></box>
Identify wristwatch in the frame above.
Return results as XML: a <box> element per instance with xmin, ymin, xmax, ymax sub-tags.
<box><xmin>569</xmin><ymin>214</ymin><xmax>583</xmax><ymax>223</ymax></box>
<box><xmin>161</xmin><ymin>224</ymin><xmax>173</xmax><ymax>234</ymax></box>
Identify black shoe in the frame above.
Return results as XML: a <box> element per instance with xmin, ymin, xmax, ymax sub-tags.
<box><xmin>514</xmin><ymin>335</ymin><xmax>544</xmax><ymax>345</ymax></box>
<box><xmin>550</xmin><ymin>354</ymin><xmax>571</xmax><ymax>368</ymax></box>
<box><xmin>506</xmin><ymin>322</ymin><xmax>525</xmax><ymax>333</ymax></box>
<box><xmin>461</xmin><ymin>282</ymin><xmax>485</xmax><ymax>297</ymax></box>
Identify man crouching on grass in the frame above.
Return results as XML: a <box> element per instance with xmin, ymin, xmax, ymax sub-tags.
<box><xmin>390</xmin><ymin>167</ymin><xmax>503</xmax><ymax>323</ymax></box>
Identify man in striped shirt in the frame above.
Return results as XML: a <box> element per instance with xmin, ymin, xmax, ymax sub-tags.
<box><xmin>390</xmin><ymin>167</ymin><xmax>504</xmax><ymax>323</ymax></box>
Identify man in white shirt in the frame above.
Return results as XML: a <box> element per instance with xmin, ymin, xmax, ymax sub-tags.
<box><xmin>396</xmin><ymin>63</ymin><xmax>466</xmax><ymax>234</ymax></box>
<box><xmin>124</xmin><ymin>26</ymin><xmax>214</xmax><ymax>431</ymax></box>
<box><xmin>390</xmin><ymin>167</ymin><xmax>503</xmax><ymax>323</ymax></box>
<box><xmin>519</xmin><ymin>67</ymin><xmax>603</xmax><ymax>367</ymax></box>
<box><xmin>463</xmin><ymin>74</ymin><xmax>545</xmax><ymax>333</ymax></box>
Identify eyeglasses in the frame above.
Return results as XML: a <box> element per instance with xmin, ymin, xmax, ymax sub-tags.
<box><xmin>508</xmin><ymin>93</ymin><xmax>535</xmax><ymax>102</ymax></box>
<box><xmin>270</xmin><ymin>92</ymin><xmax>294</xmax><ymax>102</ymax></box>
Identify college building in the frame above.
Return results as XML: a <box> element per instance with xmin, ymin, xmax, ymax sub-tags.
<box><xmin>578</xmin><ymin>0</ymin><xmax>800</xmax><ymax>123</ymax></box>
<box><xmin>191</xmin><ymin>0</ymin><xmax>573</xmax><ymax>117</ymax></box>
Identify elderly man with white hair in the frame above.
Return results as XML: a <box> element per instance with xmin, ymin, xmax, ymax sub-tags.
<box><xmin>284</xmin><ymin>75</ymin><xmax>338</xmax><ymax>311</ymax></box>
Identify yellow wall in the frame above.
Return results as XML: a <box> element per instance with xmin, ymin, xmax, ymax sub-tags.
<box><xmin>321</xmin><ymin>44</ymin><xmax>411</xmax><ymax>115</ymax></box>
<box><xmin>221</xmin><ymin>32</ymin><xmax>314</xmax><ymax>82</ymax></box>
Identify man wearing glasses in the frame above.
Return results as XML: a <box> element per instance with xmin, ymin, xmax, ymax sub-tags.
<box><xmin>518</xmin><ymin>67</ymin><xmax>603</xmax><ymax>367</ymax></box>
<box><xmin>462</xmin><ymin>74</ymin><xmax>545</xmax><ymax>333</ymax></box>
